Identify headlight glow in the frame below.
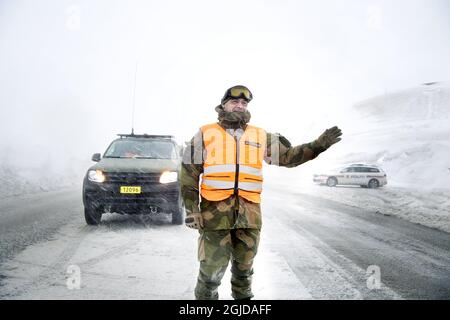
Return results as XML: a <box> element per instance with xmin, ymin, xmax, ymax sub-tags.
<box><xmin>159</xmin><ymin>171</ymin><xmax>178</xmax><ymax>184</ymax></box>
<box><xmin>88</xmin><ymin>170</ymin><xmax>105</xmax><ymax>183</ymax></box>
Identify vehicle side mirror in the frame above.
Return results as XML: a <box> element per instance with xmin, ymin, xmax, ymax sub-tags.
<box><xmin>92</xmin><ymin>153</ymin><xmax>101</xmax><ymax>162</ymax></box>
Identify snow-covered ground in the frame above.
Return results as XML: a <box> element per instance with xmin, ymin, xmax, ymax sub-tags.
<box><xmin>2</xmin><ymin>184</ymin><xmax>449</xmax><ymax>300</ymax></box>
<box><xmin>0</xmin><ymin>187</ymin><xmax>410</xmax><ymax>300</ymax></box>
<box><xmin>0</xmin><ymin>220</ymin><xmax>309</xmax><ymax>300</ymax></box>
<box><xmin>0</xmin><ymin>202</ymin><xmax>315</xmax><ymax>300</ymax></box>
<box><xmin>268</xmin><ymin>179</ymin><xmax>450</xmax><ymax>234</ymax></box>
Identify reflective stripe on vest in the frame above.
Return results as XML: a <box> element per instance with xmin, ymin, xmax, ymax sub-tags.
<box><xmin>200</xmin><ymin>123</ymin><xmax>266</xmax><ymax>203</ymax></box>
<box><xmin>203</xmin><ymin>165</ymin><xmax>262</xmax><ymax>177</ymax></box>
<box><xmin>202</xmin><ymin>179</ymin><xmax>262</xmax><ymax>191</ymax></box>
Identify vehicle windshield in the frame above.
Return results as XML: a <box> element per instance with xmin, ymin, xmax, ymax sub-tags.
<box><xmin>104</xmin><ymin>139</ymin><xmax>177</xmax><ymax>159</ymax></box>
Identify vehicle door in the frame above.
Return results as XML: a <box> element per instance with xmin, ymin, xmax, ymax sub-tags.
<box><xmin>356</xmin><ymin>167</ymin><xmax>370</xmax><ymax>185</ymax></box>
<box><xmin>339</xmin><ymin>167</ymin><xmax>353</xmax><ymax>185</ymax></box>
<box><xmin>347</xmin><ymin>167</ymin><xmax>364</xmax><ymax>185</ymax></box>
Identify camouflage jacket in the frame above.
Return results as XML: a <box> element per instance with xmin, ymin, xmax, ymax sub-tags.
<box><xmin>180</xmin><ymin>121</ymin><xmax>329</xmax><ymax>231</ymax></box>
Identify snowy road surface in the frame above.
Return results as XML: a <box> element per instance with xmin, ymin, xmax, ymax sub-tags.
<box><xmin>0</xmin><ymin>184</ymin><xmax>449</xmax><ymax>299</ymax></box>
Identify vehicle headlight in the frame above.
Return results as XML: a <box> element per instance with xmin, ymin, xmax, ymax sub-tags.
<box><xmin>159</xmin><ymin>171</ymin><xmax>178</xmax><ymax>184</ymax></box>
<box><xmin>88</xmin><ymin>170</ymin><xmax>105</xmax><ymax>183</ymax></box>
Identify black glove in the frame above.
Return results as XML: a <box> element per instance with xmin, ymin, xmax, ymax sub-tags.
<box><xmin>316</xmin><ymin>126</ymin><xmax>342</xmax><ymax>149</ymax></box>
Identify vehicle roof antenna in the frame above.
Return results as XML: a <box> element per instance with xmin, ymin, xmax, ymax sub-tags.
<box><xmin>131</xmin><ymin>60</ymin><xmax>138</xmax><ymax>136</ymax></box>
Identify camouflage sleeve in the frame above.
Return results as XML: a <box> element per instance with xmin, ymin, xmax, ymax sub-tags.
<box><xmin>180</xmin><ymin>130</ymin><xmax>204</xmax><ymax>214</ymax></box>
<box><xmin>264</xmin><ymin>132</ymin><xmax>327</xmax><ymax>168</ymax></box>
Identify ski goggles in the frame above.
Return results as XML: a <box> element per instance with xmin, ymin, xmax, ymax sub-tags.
<box><xmin>222</xmin><ymin>86</ymin><xmax>253</xmax><ymax>103</ymax></box>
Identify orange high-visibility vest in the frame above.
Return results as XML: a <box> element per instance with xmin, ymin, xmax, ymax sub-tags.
<box><xmin>200</xmin><ymin>123</ymin><xmax>266</xmax><ymax>203</ymax></box>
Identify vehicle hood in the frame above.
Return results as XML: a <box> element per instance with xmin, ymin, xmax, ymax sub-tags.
<box><xmin>89</xmin><ymin>158</ymin><xmax>180</xmax><ymax>173</ymax></box>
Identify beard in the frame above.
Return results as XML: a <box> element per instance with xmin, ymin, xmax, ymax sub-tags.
<box><xmin>215</xmin><ymin>105</ymin><xmax>251</xmax><ymax>129</ymax></box>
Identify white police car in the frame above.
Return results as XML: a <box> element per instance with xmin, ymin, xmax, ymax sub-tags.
<box><xmin>313</xmin><ymin>164</ymin><xmax>387</xmax><ymax>188</ymax></box>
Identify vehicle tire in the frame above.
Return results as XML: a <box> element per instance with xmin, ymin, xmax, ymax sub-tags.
<box><xmin>171</xmin><ymin>206</ymin><xmax>185</xmax><ymax>225</ymax></box>
<box><xmin>171</xmin><ymin>196</ymin><xmax>185</xmax><ymax>225</ymax></box>
<box><xmin>326</xmin><ymin>177</ymin><xmax>337</xmax><ymax>187</ymax></box>
<box><xmin>368</xmin><ymin>179</ymin><xmax>380</xmax><ymax>189</ymax></box>
<box><xmin>84</xmin><ymin>206</ymin><xmax>102</xmax><ymax>225</ymax></box>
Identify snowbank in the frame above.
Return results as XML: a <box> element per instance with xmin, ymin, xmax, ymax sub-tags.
<box><xmin>346</xmin><ymin>82</ymin><xmax>450</xmax><ymax>190</ymax></box>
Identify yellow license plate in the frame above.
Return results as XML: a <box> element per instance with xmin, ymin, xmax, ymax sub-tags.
<box><xmin>120</xmin><ymin>186</ymin><xmax>141</xmax><ymax>194</ymax></box>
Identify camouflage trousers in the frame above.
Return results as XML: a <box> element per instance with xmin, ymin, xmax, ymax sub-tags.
<box><xmin>195</xmin><ymin>228</ymin><xmax>260</xmax><ymax>300</ymax></box>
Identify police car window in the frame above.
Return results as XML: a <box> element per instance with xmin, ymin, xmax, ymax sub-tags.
<box><xmin>367</xmin><ymin>168</ymin><xmax>380</xmax><ymax>173</ymax></box>
<box><xmin>105</xmin><ymin>140</ymin><xmax>177</xmax><ymax>159</ymax></box>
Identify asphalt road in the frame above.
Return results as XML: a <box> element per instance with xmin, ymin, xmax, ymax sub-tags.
<box><xmin>0</xmin><ymin>187</ymin><xmax>83</xmax><ymax>264</ymax></box>
<box><xmin>265</xmin><ymin>185</ymin><xmax>450</xmax><ymax>299</ymax></box>
<box><xmin>0</xmin><ymin>185</ymin><xmax>449</xmax><ymax>299</ymax></box>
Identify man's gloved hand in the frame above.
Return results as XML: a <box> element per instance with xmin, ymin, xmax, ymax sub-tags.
<box><xmin>185</xmin><ymin>212</ymin><xmax>204</xmax><ymax>229</ymax></box>
<box><xmin>316</xmin><ymin>126</ymin><xmax>342</xmax><ymax>149</ymax></box>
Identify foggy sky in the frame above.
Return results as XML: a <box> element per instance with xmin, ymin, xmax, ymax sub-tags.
<box><xmin>0</xmin><ymin>0</ymin><xmax>449</xmax><ymax>172</ymax></box>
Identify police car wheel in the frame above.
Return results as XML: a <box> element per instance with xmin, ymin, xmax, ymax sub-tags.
<box><xmin>327</xmin><ymin>177</ymin><xmax>337</xmax><ymax>187</ymax></box>
<box><xmin>368</xmin><ymin>179</ymin><xmax>379</xmax><ymax>189</ymax></box>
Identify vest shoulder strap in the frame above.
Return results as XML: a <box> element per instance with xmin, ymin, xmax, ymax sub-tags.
<box><xmin>200</xmin><ymin>123</ymin><xmax>222</xmax><ymax>133</ymax></box>
<box><xmin>245</xmin><ymin>124</ymin><xmax>266</xmax><ymax>135</ymax></box>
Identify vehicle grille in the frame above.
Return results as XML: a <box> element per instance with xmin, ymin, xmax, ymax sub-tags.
<box><xmin>104</xmin><ymin>172</ymin><xmax>161</xmax><ymax>184</ymax></box>
<box><xmin>103</xmin><ymin>193</ymin><xmax>172</xmax><ymax>204</ymax></box>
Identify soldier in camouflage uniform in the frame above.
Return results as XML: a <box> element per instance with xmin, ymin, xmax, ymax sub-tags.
<box><xmin>181</xmin><ymin>85</ymin><xmax>342</xmax><ymax>300</ymax></box>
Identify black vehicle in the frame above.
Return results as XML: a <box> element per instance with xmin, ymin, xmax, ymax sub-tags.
<box><xmin>82</xmin><ymin>133</ymin><xmax>184</xmax><ymax>225</ymax></box>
